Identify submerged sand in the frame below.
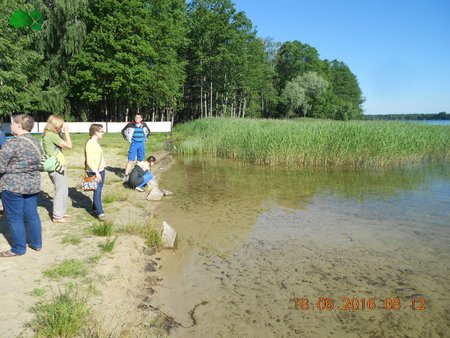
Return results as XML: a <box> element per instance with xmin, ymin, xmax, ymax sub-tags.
<box><xmin>152</xmin><ymin>158</ymin><xmax>450</xmax><ymax>337</ymax></box>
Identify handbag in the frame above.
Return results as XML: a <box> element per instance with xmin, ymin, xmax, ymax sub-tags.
<box><xmin>21</xmin><ymin>136</ymin><xmax>64</xmax><ymax>174</ymax></box>
<box><xmin>81</xmin><ymin>172</ymin><xmax>98</xmax><ymax>191</ymax></box>
<box><xmin>41</xmin><ymin>154</ymin><xmax>64</xmax><ymax>174</ymax></box>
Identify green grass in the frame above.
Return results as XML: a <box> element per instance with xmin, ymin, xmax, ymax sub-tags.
<box><xmin>88</xmin><ymin>221</ymin><xmax>113</xmax><ymax>237</ymax></box>
<box><xmin>115</xmin><ymin>219</ymin><xmax>162</xmax><ymax>249</ymax></box>
<box><xmin>29</xmin><ymin>288</ymin><xmax>46</xmax><ymax>297</ymax></box>
<box><xmin>86</xmin><ymin>255</ymin><xmax>102</xmax><ymax>264</ymax></box>
<box><xmin>31</xmin><ymin>291</ymin><xmax>89</xmax><ymax>338</ymax></box>
<box><xmin>145</xmin><ymin>229</ymin><xmax>162</xmax><ymax>248</ymax></box>
<box><xmin>99</xmin><ymin>237</ymin><xmax>117</xmax><ymax>253</ymax></box>
<box><xmin>173</xmin><ymin>118</ymin><xmax>450</xmax><ymax>168</ymax></box>
<box><xmin>103</xmin><ymin>192</ymin><xmax>128</xmax><ymax>204</ymax></box>
<box><xmin>62</xmin><ymin>235</ymin><xmax>82</xmax><ymax>245</ymax></box>
<box><xmin>43</xmin><ymin>259</ymin><xmax>89</xmax><ymax>280</ymax></box>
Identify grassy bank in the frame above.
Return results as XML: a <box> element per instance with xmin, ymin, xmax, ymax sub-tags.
<box><xmin>173</xmin><ymin>118</ymin><xmax>450</xmax><ymax>168</ymax></box>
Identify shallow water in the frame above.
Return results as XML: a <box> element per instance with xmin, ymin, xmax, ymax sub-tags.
<box><xmin>154</xmin><ymin>158</ymin><xmax>450</xmax><ymax>337</ymax></box>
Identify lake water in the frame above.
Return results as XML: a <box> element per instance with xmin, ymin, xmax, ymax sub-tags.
<box><xmin>154</xmin><ymin>158</ymin><xmax>450</xmax><ymax>337</ymax></box>
<box><xmin>405</xmin><ymin>120</ymin><xmax>450</xmax><ymax>126</ymax></box>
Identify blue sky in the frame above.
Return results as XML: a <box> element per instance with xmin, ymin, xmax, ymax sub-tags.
<box><xmin>232</xmin><ymin>0</ymin><xmax>450</xmax><ymax>115</ymax></box>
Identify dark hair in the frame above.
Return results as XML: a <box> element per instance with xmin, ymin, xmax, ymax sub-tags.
<box><xmin>89</xmin><ymin>123</ymin><xmax>103</xmax><ymax>137</ymax></box>
<box><xmin>147</xmin><ymin>155</ymin><xmax>156</xmax><ymax>163</ymax></box>
<box><xmin>12</xmin><ymin>114</ymin><xmax>34</xmax><ymax>132</ymax></box>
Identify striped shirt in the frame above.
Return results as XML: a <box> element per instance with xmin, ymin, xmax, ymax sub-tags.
<box><xmin>132</xmin><ymin>126</ymin><xmax>145</xmax><ymax>143</ymax></box>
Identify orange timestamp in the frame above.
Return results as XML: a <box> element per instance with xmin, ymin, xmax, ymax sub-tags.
<box><xmin>291</xmin><ymin>297</ymin><xmax>426</xmax><ymax>311</ymax></box>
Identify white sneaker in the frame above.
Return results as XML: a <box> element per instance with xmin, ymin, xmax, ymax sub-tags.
<box><xmin>135</xmin><ymin>187</ymin><xmax>144</xmax><ymax>192</ymax></box>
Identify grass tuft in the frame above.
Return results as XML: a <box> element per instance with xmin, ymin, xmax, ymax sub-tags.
<box><xmin>145</xmin><ymin>229</ymin><xmax>162</xmax><ymax>248</ymax></box>
<box><xmin>104</xmin><ymin>192</ymin><xmax>128</xmax><ymax>204</ymax></box>
<box><xmin>29</xmin><ymin>288</ymin><xmax>46</xmax><ymax>297</ymax></box>
<box><xmin>43</xmin><ymin>259</ymin><xmax>89</xmax><ymax>280</ymax></box>
<box><xmin>99</xmin><ymin>237</ymin><xmax>117</xmax><ymax>253</ymax></box>
<box><xmin>86</xmin><ymin>255</ymin><xmax>102</xmax><ymax>264</ymax></box>
<box><xmin>31</xmin><ymin>291</ymin><xmax>89</xmax><ymax>338</ymax></box>
<box><xmin>62</xmin><ymin>235</ymin><xmax>81</xmax><ymax>245</ymax></box>
<box><xmin>115</xmin><ymin>218</ymin><xmax>162</xmax><ymax>249</ymax></box>
<box><xmin>88</xmin><ymin>221</ymin><xmax>113</xmax><ymax>237</ymax></box>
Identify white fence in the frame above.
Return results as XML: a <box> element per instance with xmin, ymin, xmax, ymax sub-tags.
<box><xmin>2</xmin><ymin>121</ymin><xmax>172</xmax><ymax>134</ymax></box>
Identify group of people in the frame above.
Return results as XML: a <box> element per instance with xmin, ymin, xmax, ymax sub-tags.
<box><xmin>0</xmin><ymin>113</ymin><xmax>153</xmax><ymax>257</ymax></box>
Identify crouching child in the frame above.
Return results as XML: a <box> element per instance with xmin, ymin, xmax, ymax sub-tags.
<box><xmin>128</xmin><ymin>156</ymin><xmax>156</xmax><ymax>192</ymax></box>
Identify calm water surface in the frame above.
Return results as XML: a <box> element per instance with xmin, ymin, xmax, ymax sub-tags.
<box><xmin>154</xmin><ymin>158</ymin><xmax>450</xmax><ymax>337</ymax></box>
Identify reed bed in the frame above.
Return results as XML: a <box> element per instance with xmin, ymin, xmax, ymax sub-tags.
<box><xmin>173</xmin><ymin>118</ymin><xmax>450</xmax><ymax>169</ymax></box>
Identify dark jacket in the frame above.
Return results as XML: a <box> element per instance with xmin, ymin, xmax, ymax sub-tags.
<box><xmin>128</xmin><ymin>165</ymin><xmax>146</xmax><ymax>188</ymax></box>
<box><xmin>121</xmin><ymin>122</ymin><xmax>150</xmax><ymax>143</ymax></box>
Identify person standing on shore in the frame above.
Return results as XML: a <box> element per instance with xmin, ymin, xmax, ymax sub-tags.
<box><xmin>85</xmin><ymin>124</ymin><xmax>106</xmax><ymax>220</ymax></box>
<box><xmin>120</xmin><ymin>114</ymin><xmax>150</xmax><ymax>181</ymax></box>
<box><xmin>0</xmin><ymin>114</ymin><xmax>42</xmax><ymax>257</ymax></box>
<box><xmin>42</xmin><ymin>115</ymin><xmax>73</xmax><ymax>223</ymax></box>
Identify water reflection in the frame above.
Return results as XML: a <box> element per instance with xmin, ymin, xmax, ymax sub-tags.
<box><xmin>155</xmin><ymin>157</ymin><xmax>450</xmax><ymax>337</ymax></box>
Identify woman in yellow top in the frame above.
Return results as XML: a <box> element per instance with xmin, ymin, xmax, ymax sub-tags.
<box><xmin>42</xmin><ymin>115</ymin><xmax>72</xmax><ymax>223</ymax></box>
<box><xmin>84</xmin><ymin>124</ymin><xmax>106</xmax><ymax>219</ymax></box>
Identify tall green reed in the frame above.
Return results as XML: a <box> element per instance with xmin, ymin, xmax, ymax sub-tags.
<box><xmin>174</xmin><ymin>118</ymin><xmax>450</xmax><ymax>169</ymax></box>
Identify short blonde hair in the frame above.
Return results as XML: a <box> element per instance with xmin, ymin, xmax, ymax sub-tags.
<box><xmin>44</xmin><ymin>115</ymin><xmax>65</xmax><ymax>133</ymax></box>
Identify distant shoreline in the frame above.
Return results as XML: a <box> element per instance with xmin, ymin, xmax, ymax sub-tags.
<box><xmin>363</xmin><ymin>112</ymin><xmax>449</xmax><ymax>121</ymax></box>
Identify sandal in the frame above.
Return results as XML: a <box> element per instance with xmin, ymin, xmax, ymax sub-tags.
<box><xmin>63</xmin><ymin>214</ymin><xmax>72</xmax><ymax>219</ymax></box>
<box><xmin>28</xmin><ymin>245</ymin><xmax>42</xmax><ymax>251</ymax></box>
<box><xmin>0</xmin><ymin>250</ymin><xmax>18</xmax><ymax>257</ymax></box>
<box><xmin>52</xmin><ymin>217</ymin><xmax>70</xmax><ymax>224</ymax></box>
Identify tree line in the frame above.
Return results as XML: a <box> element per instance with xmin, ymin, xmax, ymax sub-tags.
<box><xmin>0</xmin><ymin>0</ymin><xmax>364</xmax><ymax>123</ymax></box>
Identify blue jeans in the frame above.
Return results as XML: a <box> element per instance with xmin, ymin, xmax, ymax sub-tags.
<box><xmin>128</xmin><ymin>141</ymin><xmax>145</xmax><ymax>161</ymax></box>
<box><xmin>1</xmin><ymin>191</ymin><xmax>42</xmax><ymax>255</ymax></box>
<box><xmin>87</xmin><ymin>169</ymin><xmax>105</xmax><ymax>215</ymax></box>
<box><xmin>136</xmin><ymin>171</ymin><xmax>154</xmax><ymax>188</ymax></box>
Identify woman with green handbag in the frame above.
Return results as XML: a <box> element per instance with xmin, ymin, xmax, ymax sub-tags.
<box><xmin>42</xmin><ymin>115</ymin><xmax>73</xmax><ymax>223</ymax></box>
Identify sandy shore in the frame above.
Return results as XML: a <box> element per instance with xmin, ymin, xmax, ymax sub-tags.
<box><xmin>0</xmin><ymin>146</ymin><xmax>174</xmax><ymax>337</ymax></box>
